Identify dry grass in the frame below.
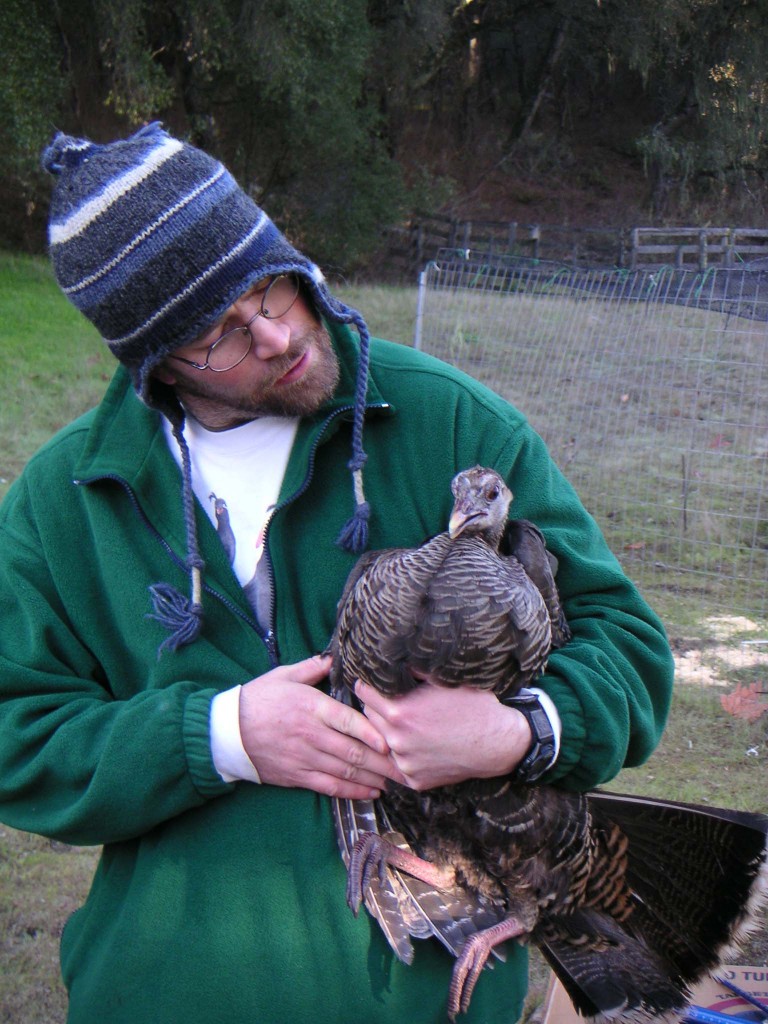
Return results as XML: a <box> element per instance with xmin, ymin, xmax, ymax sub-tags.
<box><xmin>0</xmin><ymin>260</ymin><xmax>766</xmax><ymax>1021</ymax></box>
<box><xmin>418</xmin><ymin>268</ymin><xmax>768</xmax><ymax>637</ymax></box>
<box><xmin>335</xmin><ymin>280</ymin><xmax>419</xmax><ymax>346</ymax></box>
<box><xmin>0</xmin><ymin>828</ymin><xmax>98</xmax><ymax>1023</ymax></box>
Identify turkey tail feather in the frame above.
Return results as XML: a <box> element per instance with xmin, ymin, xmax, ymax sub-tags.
<box><xmin>538</xmin><ymin>910</ymin><xmax>689</xmax><ymax>1022</ymax></box>
<box><xmin>332</xmin><ymin>795</ymin><xmax>419</xmax><ymax>964</ymax></box>
<box><xmin>580</xmin><ymin>791</ymin><xmax>768</xmax><ymax>1013</ymax></box>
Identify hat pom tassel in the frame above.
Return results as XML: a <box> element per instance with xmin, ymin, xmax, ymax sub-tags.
<box><xmin>335</xmin><ymin>464</ymin><xmax>371</xmax><ymax>554</ymax></box>
<box><xmin>336</xmin><ymin>500</ymin><xmax>371</xmax><ymax>555</ymax></box>
<box><xmin>147</xmin><ymin>580</ymin><xmax>203</xmax><ymax>654</ymax></box>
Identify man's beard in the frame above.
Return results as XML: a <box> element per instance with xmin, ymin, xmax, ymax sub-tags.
<box><xmin>172</xmin><ymin>323</ymin><xmax>341</xmax><ymax>428</ymax></box>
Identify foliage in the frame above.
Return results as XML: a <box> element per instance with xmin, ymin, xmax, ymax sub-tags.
<box><xmin>6</xmin><ymin>1</ymin><xmax>768</xmax><ymax>266</ymax></box>
<box><xmin>97</xmin><ymin>0</ymin><xmax>177</xmax><ymax>119</ymax></box>
<box><xmin>3</xmin><ymin>0</ymin><xmax>414</xmax><ymax>268</ymax></box>
<box><xmin>0</xmin><ymin>0</ymin><xmax>67</xmax><ymax>184</ymax></box>
<box><xmin>629</xmin><ymin>1</ymin><xmax>768</xmax><ymax>209</ymax></box>
<box><xmin>210</xmin><ymin>0</ymin><xmax>406</xmax><ymax>267</ymax></box>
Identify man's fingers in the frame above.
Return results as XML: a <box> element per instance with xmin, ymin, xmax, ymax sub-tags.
<box><xmin>277</xmin><ymin>653</ymin><xmax>333</xmax><ymax>686</ymax></box>
<box><xmin>323</xmin><ymin>694</ymin><xmax>390</xmax><ymax>756</ymax></box>
<box><xmin>240</xmin><ymin>658</ymin><xmax>405</xmax><ymax>795</ymax></box>
<box><xmin>303</xmin><ymin>747</ymin><xmax>390</xmax><ymax>791</ymax></box>
<box><xmin>354</xmin><ymin>678</ymin><xmax>387</xmax><ymax>712</ymax></box>
<box><xmin>304</xmin><ymin>772</ymin><xmax>382</xmax><ymax>800</ymax></box>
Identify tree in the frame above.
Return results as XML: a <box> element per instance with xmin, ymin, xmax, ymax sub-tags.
<box><xmin>199</xmin><ymin>0</ymin><xmax>406</xmax><ymax>268</ymax></box>
<box><xmin>2</xmin><ymin>0</ymin><xmax>410</xmax><ymax>268</ymax></box>
<box><xmin>0</xmin><ymin>0</ymin><xmax>70</xmax><ymax>247</ymax></box>
<box><xmin>5</xmin><ymin>0</ymin><xmax>768</xmax><ymax>261</ymax></box>
<box><xmin>393</xmin><ymin>0</ymin><xmax>768</xmax><ymax>219</ymax></box>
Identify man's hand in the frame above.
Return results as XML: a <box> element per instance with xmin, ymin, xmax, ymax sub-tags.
<box><xmin>239</xmin><ymin>655</ymin><xmax>404</xmax><ymax>799</ymax></box>
<box><xmin>355</xmin><ymin>677</ymin><xmax>533</xmax><ymax>791</ymax></box>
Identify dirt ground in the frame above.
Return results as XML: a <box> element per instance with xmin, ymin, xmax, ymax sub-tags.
<box><xmin>672</xmin><ymin>616</ymin><xmax>768</xmax><ymax>688</ymax></box>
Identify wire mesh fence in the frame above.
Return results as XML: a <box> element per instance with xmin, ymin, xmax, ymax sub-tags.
<box><xmin>415</xmin><ymin>253</ymin><xmax>768</xmax><ymax>671</ymax></box>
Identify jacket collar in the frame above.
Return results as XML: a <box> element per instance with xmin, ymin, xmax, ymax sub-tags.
<box><xmin>321</xmin><ymin>318</ymin><xmax>387</xmax><ymax>412</ymax></box>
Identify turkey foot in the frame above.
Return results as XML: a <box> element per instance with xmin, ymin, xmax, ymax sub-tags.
<box><xmin>448</xmin><ymin>916</ymin><xmax>528</xmax><ymax>1019</ymax></box>
<box><xmin>346</xmin><ymin>831</ymin><xmax>455</xmax><ymax>915</ymax></box>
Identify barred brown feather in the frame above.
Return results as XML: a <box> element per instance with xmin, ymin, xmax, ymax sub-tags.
<box><xmin>330</xmin><ymin>467</ymin><xmax>558</xmax><ymax>698</ymax></box>
<box><xmin>329</xmin><ymin>467</ymin><xmax>768</xmax><ymax>1023</ymax></box>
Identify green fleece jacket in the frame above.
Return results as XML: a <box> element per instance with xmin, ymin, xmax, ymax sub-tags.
<box><xmin>0</xmin><ymin>323</ymin><xmax>673</xmax><ymax>1023</ymax></box>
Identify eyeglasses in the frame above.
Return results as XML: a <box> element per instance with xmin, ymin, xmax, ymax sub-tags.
<box><xmin>170</xmin><ymin>274</ymin><xmax>300</xmax><ymax>372</ymax></box>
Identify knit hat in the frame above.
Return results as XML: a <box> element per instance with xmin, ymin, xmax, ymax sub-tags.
<box><xmin>42</xmin><ymin>122</ymin><xmax>372</xmax><ymax>652</ymax></box>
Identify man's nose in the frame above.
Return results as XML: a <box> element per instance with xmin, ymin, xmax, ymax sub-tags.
<box><xmin>247</xmin><ymin>314</ymin><xmax>291</xmax><ymax>359</ymax></box>
<box><xmin>232</xmin><ymin>292</ymin><xmax>291</xmax><ymax>359</ymax></box>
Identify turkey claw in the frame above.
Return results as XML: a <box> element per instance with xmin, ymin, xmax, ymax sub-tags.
<box><xmin>448</xmin><ymin>931</ymin><xmax>494</xmax><ymax>1019</ymax></box>
<box><xmin>346</xmin><ymin>831</ymin><xmax>390</xmax><ymax>915</ymax></box>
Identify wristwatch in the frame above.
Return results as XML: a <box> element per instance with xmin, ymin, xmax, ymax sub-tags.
<box><xmin>501</xmin><ymin>691</ymin><xmax>556</xmax><ymax>784</ymax></box>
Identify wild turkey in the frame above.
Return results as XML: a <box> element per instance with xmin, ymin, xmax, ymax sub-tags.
<box><xmin>328</xmin><ymin>466</ymin><xmax>768</xmax><ymax>1022</ymax></box>
<box><xmin>330</xmin><ymin>465</ymin><xmax>569</xmax><ymax>698</ymax></box>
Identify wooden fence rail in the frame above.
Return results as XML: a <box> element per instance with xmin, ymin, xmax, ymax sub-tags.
<box><xmin>629</xmin><ymin>226</ymin><xmax>768</xmax><ymax>270</ymax></box>
<box><xmin>379</xmin><ymin>216</ymin><xmax>768</xmax><ymax>280</ymax></box>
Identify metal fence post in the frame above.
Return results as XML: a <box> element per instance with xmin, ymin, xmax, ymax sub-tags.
<box><xmin>414</xmin><ymin>267</ymin><xmax>428</xmax><ymax>349</ymax></box>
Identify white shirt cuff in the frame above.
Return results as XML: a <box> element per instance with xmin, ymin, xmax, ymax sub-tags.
<box><xmin>210</xmin><ymin>685</ymin><xmax>262</xmax><ymax>784</ymax></box>
<box><xmin>527</xmin><ymin>686</ymin><xmax>562</xmax><ymax>768</ymax></box>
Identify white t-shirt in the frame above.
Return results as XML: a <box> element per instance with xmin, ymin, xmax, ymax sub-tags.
<box><xmin>164</xmin><ymin>412</ymin><xmax>298</xmax><ymax>629</ymax></box>
<box><xmin>164</xmin><ymin>412</ymin><xmax>298</xmax><ymax>785</ymax></box>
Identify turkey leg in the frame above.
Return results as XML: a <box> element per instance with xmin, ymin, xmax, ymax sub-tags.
<box><xmin>448</xmin><ymin>915</ymin><xmax>528</xmax><ymax>1019</ymax></box>
<box><xmin>347</xmin><ymin>832</ymin><xmax>531</xmax><ymax>1018</ymax></box>
<box><xmin>346</xmin><ymin>831</ymin><xmax>456</xmax><ymax>915</ymax></box>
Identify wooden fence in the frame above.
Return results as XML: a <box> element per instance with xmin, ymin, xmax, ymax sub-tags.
<box><xmin>629</xmin><ymin>227</ymin><xmax>768</xmax><ymax>270</ymax></box>
<box><xmin>380</xmin><ymin>215</ymin><xmax>768</xmax><ymax>280</ymax></box>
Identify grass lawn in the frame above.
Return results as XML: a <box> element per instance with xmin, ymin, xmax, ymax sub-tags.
<box><xmin>0</xmin><ymin>253</ymin><xmax>765</xmax><ymax>1023</ymax></box>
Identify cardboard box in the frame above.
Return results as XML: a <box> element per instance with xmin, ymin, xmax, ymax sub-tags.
<box><xmin>541</xmin><ymin>966</ymin><xmax>768</xmax><ymax>1024</ymax></box>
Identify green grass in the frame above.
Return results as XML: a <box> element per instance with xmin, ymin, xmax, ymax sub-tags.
<box><xmin>0</xmin><ymin>253</ymin><xmax>114</xmax><ymax>503</ymax></box>
<box><xmin>0</xmin><ymin>253</ymin><xmax>765</xmax><ymax>1023</ymax></box>
<box><xmin>616</xmin><ymin>682</ymin><xmax>767</xmax><ymax>809</ymax></box>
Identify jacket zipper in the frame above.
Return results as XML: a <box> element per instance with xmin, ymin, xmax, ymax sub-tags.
<box><xmin>75</xmin><ymin>400</ymin><xmax>390</xmax><ymax>667</ymax></box>
<box><xmin>259</xmin><ymin>401</ymin><xmax>390</xmax><ymax>652</ymax></box>
<box><xmin>74</xmin><ymin>473</ymin><xmax>270</xmax><ymax>650</ymax></box>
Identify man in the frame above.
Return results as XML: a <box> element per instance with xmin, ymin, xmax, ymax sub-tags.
<box><xmin>0</xmin><ymin>124</ymin><xmax>674</xmax><ymax>1023</ymax></box>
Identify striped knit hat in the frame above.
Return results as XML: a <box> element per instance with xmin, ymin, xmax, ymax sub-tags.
<box><xmin>42</xmin><ymin>122</ymin><xmax>372</xmax><ymax>651</ymax></box>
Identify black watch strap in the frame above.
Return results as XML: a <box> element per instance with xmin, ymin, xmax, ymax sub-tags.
<box><xmin>501</xmin><ymin>691</ymin><xmax>556</xmax><ymax>784</ymax></box>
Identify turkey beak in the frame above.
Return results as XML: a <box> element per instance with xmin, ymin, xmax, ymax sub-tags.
<box><xmin>448</xmin><ymin>506</ymin><xmax>478</xmax><ymax>539</ymax></box>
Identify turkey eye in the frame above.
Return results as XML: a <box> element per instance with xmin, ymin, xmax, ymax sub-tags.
<box><xmin>487</xmin><ymin>487</ymin><xmax>499</xmax><ymax>500</ymax></box>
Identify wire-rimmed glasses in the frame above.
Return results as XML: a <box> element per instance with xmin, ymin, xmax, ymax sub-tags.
<box><xmin>170</xmin><ymin>274</ymin><xmax>300</xmax><ymax>372</ymax></box>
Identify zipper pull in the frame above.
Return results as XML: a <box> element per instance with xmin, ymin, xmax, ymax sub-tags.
<box><xmin>263</xmin><ymin>629</ymin><xmax>279</xmax><ymax>667</ymax></box>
